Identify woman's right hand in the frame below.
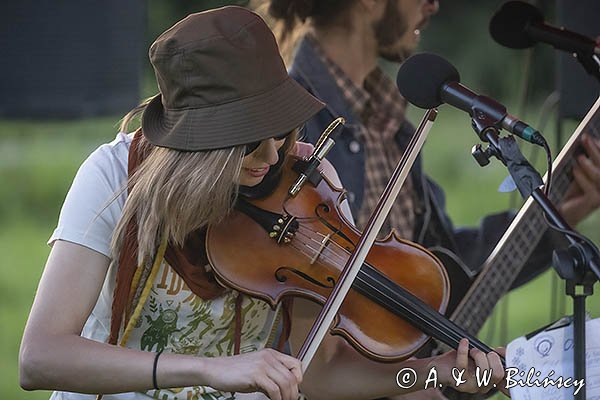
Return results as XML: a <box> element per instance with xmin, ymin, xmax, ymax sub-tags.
<box><xmin>20</xmin><ymin>240</ymin><xmax>303</xmax><ymax>397</ymax></box>
<box><xmin>199</xmin><ymin>349</ymin><xmax>303</xmax><ymax>400</ymax></box>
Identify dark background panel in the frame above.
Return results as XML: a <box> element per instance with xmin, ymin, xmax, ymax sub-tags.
<box><xmin>0</xmin><ymin>1</ymin><xmax>145</xmax><ymax>118</ymax></box>
<box><xmin>556</xmin><ymin>0</ymin><xmax>600</xmax><ymax>119</ymax></box>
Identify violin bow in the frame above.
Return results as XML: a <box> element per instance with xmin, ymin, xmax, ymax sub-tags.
<box><xmin>296</xmin><ymin>109</ymin><xmax>439</xmax><ymax>372</ymax></box>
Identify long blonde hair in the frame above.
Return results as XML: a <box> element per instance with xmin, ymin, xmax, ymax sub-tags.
<box><xmin>112</xmin><ymin>100</ymin><xmax>297</xmax><ymax>267</ymax></box>
<box><xmin>111</xmin><ymin>103</ymin><xmax>241</xmax><ymax>268</ymax></box>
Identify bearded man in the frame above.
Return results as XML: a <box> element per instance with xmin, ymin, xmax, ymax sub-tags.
<box><xmin>266</xmin><ymin>1</ymin><xmax>600</xmax><ymax>398</ymax></box>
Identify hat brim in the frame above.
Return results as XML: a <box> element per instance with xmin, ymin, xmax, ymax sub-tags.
<box><xmin>141</xmin><ymin>77</ymin><xmax>325</xmax><ymax>151</ymax></box>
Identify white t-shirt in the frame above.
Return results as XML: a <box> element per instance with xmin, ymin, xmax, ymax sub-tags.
<box><xmin>48</xmin><ymin>133</ymin><xmax>281</xmax><ymax>400</ymax></box>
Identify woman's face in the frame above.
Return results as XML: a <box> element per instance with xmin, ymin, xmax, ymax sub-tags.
<box><xmin>238</xmin><ymin>136</ymin><xmax>287</xmax><ymax>186</ymax></box>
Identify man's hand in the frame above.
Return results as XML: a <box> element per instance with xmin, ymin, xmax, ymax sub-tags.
<box><xmin>559</xmin><ymin>134</ymin><xmax>600</xmax><ymax>226</ymax></box>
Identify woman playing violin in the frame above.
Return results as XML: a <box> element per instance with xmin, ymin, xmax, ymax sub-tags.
<box><xmin>19</xmin><ymin>6</ymin><xmax>505</xmax><ymax>400</ymax></box>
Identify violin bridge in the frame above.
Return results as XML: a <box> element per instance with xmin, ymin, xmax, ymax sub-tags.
<box><xmin>310</xmin><ymin>232</ymin><xmax>332</xmax><ymax>265</ymax></box>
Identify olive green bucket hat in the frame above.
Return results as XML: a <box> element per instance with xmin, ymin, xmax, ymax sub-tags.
<box><xmin>142</xmin><ymin>6</ymin><xmax>324</xmax><ymax>151</ymax></box>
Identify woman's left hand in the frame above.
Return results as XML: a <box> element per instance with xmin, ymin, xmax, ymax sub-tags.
<box><xmin>429</xmin><ymin>339</ymin><xmax>507</xmax><ymax>396</ymax></box>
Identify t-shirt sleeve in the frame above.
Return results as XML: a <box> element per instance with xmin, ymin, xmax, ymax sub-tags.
<box><xmin>48</xmin><ymin>137</ymin><xmax>129</xmax><ymax>257</ymax></box>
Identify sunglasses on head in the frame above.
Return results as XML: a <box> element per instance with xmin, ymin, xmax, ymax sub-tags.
<box><xmin>243</xmin><ymin>125</ymin><xmax>306</xmax><ymax>156</ymax></box>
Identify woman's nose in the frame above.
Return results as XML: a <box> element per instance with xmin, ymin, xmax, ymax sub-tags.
<box><xmin>253</xmin><ymin>138</ymin><xmax>280</xmax><ymax>165</ymax></box>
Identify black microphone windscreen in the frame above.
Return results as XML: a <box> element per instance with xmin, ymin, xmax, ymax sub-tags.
<box><xmin>489</xmin><ymin>1</ymin><xmax>544</xmax><ymax>49</ymax></box>
<box><xmin>396</xmin><ymin>53</ymin><xmax>460</xmax><ymax>109</ymax></box>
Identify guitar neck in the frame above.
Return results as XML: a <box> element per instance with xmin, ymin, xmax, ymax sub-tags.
<box><xmin>450</xmin><ymin>96</ymin><xmax>600</xmax><ymax>335</ymax></box>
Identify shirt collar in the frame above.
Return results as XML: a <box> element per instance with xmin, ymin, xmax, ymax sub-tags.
<box><xmin>306</xmin><ymin>35</ymin><xmax>370</xmax><ymax>118</ymax></box>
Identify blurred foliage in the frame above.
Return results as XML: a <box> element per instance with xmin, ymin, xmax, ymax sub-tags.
<box><xmin>0</xmin><ymin>118</ymin><xmax>117</xmax><ymax>225</ymax></box>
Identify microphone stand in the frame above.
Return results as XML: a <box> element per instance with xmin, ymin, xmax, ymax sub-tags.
<box><xmin>469</xmin><ymin>112</ymin><xmax>600</xmax><ymax>400</ymax></box>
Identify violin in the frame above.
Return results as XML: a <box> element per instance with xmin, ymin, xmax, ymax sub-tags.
<box><xmin>206</xmin><ymin>154</ymin><xmax>498</xmax><ymax>363</ymax></box>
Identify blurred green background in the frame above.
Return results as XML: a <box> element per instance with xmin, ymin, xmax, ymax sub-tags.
<box><xmin>1</xmin><ymin>0</ymin><xmax>598</xmax><ymax>399</ymax></box>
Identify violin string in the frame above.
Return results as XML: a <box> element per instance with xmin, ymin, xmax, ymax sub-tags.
<box><xmin>285</xmin><ymin>228</ymin><xmax>346</xmax><ymax>269</ymax></box>
<box><xmin>354</xmin><ymin>273</ymin><xmax>465</xmax><ymax>350</ymax></box>
<box><xmin>366</xmin><ymin>265</ymin><xmax>496</xmax><ymax>354</ymax></box>
<box><xmin>293</xmin><ymin>226</ymin><xmax>489</xmax><ymax>353</ymax></box>
<box><xmin>277</xmin><ymin>236</ymin><xmax>490</xmax><ymax>355</ymax></box>
<box><xmin>283</xmin><ymin>231</ymin><xmax>453</xmax><ymax>350</ymax></box>
<box><xmin>295</xmin><ymin>225</ymin><xmax>356</xmax><ymax>265</ymax></box>
<box><xmin>283</xmin><ymin>229</ymin><xmax>334</xmax><ymax>263</ymax></box>
<box><xmin>295</xmin><ymin>225</ymin><xmax>452</xmax><ymax>335</ymax></box>
<box><xmin>355</xmin><ymin>257</ymin><xmax>489</xmax><ymax>352</ymax></box>
<box><xmin>359</xmin><ymin>266</ymin><xmax>469</xmax><ymax>348</ymax></box>
<box><xmin>287</xmin><ymin>242</ymin><xmax>319</xmax><ymax>261</ymax></box>
<box><xmin>296</xmin><ymin>227</ymin><xmax>454</xmax><ymax>327</ymax></box>
<box><xmin>296</xmin><ymin>227</ymin><xmax>395</xmax><ymax>295</ymax></box>
<box><xmin>289</xmin><ymin>232</ymin><xmax>468</xmax><ymax>351</ymax></box>
<box><xmin>280</xmin><ymin>237</ymin><xmax>455</xmax><ymax>353</ymax></box>
<box><xmin>293</xmin><ymin>228</ymin><xmax>349</xmax><ymax>266</ymax></box>
<box><xmin>291</xmin><ymin>229</ymin><xmax>324</xmax><ymax>253</ymax></box>
<box><xmin>288</xmin><ymin>236</ymin><xmax>346</xmax><ymax>272</ymax></box>
<box><xmin>287</xmin><ymin>240</ymin><xmax>331</xmax><ymax>264</ymax></box>
<box><xmin>297</xmin><ymin>226</ymin><xmax>356</xmax><ymax>260</ymax></box>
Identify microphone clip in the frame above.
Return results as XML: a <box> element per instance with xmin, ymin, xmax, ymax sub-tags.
<box><xmin>470</xmin><ymin>110</ymin><xmax>507</xmax><ymax>165</ymax></box>
<box><xmin>471</xmin><ymin>143</ymin><xmax>495</xmax><ymax>167</ymax></box>
<box><xmin>288</xmin><ymin>117</ymin><xmax>345</xmax><ymax>197</ymax></box>
<box><xmin>470</xmin><ymin>100</ymin><xmax>506</xmax><ymax>141</ymax></box>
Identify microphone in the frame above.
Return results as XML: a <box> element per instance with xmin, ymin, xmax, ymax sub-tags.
<box><xmin>489</xmin><ymin>1</ymin><xmax>600</xmax><ymax>57</ymax></box>
<box><xmin>396</xmin><ymin>52</ymin><xmax>545</xmax><ymax>146</ymax></box>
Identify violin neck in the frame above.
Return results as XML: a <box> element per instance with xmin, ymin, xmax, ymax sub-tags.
<box><xmin>356</xmin><ymin>263</ymin><xmax>496</xmax><ymax>355</ymax></box>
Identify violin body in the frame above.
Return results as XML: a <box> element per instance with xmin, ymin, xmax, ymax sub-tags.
<box><xmin>207</xmin><ymin>156</ymin><xmax>450</xmax><ymax>362</ymax></box>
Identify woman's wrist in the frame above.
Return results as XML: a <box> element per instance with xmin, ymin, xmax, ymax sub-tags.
<box><xmin>155</xmin><ymin>351</ymin><xmax>210</xmax><ymax>390</ymax></box>
<box><xmin>189</xmin><ymin>354</ymin><xmax>210</xmax><ymax>387</ymax></box>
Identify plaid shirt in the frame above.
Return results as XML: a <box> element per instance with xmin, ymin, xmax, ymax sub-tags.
<box><xmin>308</xmin><ymin>36</ymin><xmax>415</xmax><ymax>240</ymax></box>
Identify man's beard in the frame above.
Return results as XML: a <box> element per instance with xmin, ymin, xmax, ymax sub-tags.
<box><xmin>373</xmin><ymin>0</ymin><xmax>413</xmax><ymax>63</ymax></box>
<box><xmin>379</xmin><ymin>44</ymin><xmax>413</xmax><ymax>63</ymax></box>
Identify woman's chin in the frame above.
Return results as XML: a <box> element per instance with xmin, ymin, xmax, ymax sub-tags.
<box><xmin>239</xmin><ymin>175</ymin><xmax>264</xmax><ymax>187</ymax></box>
